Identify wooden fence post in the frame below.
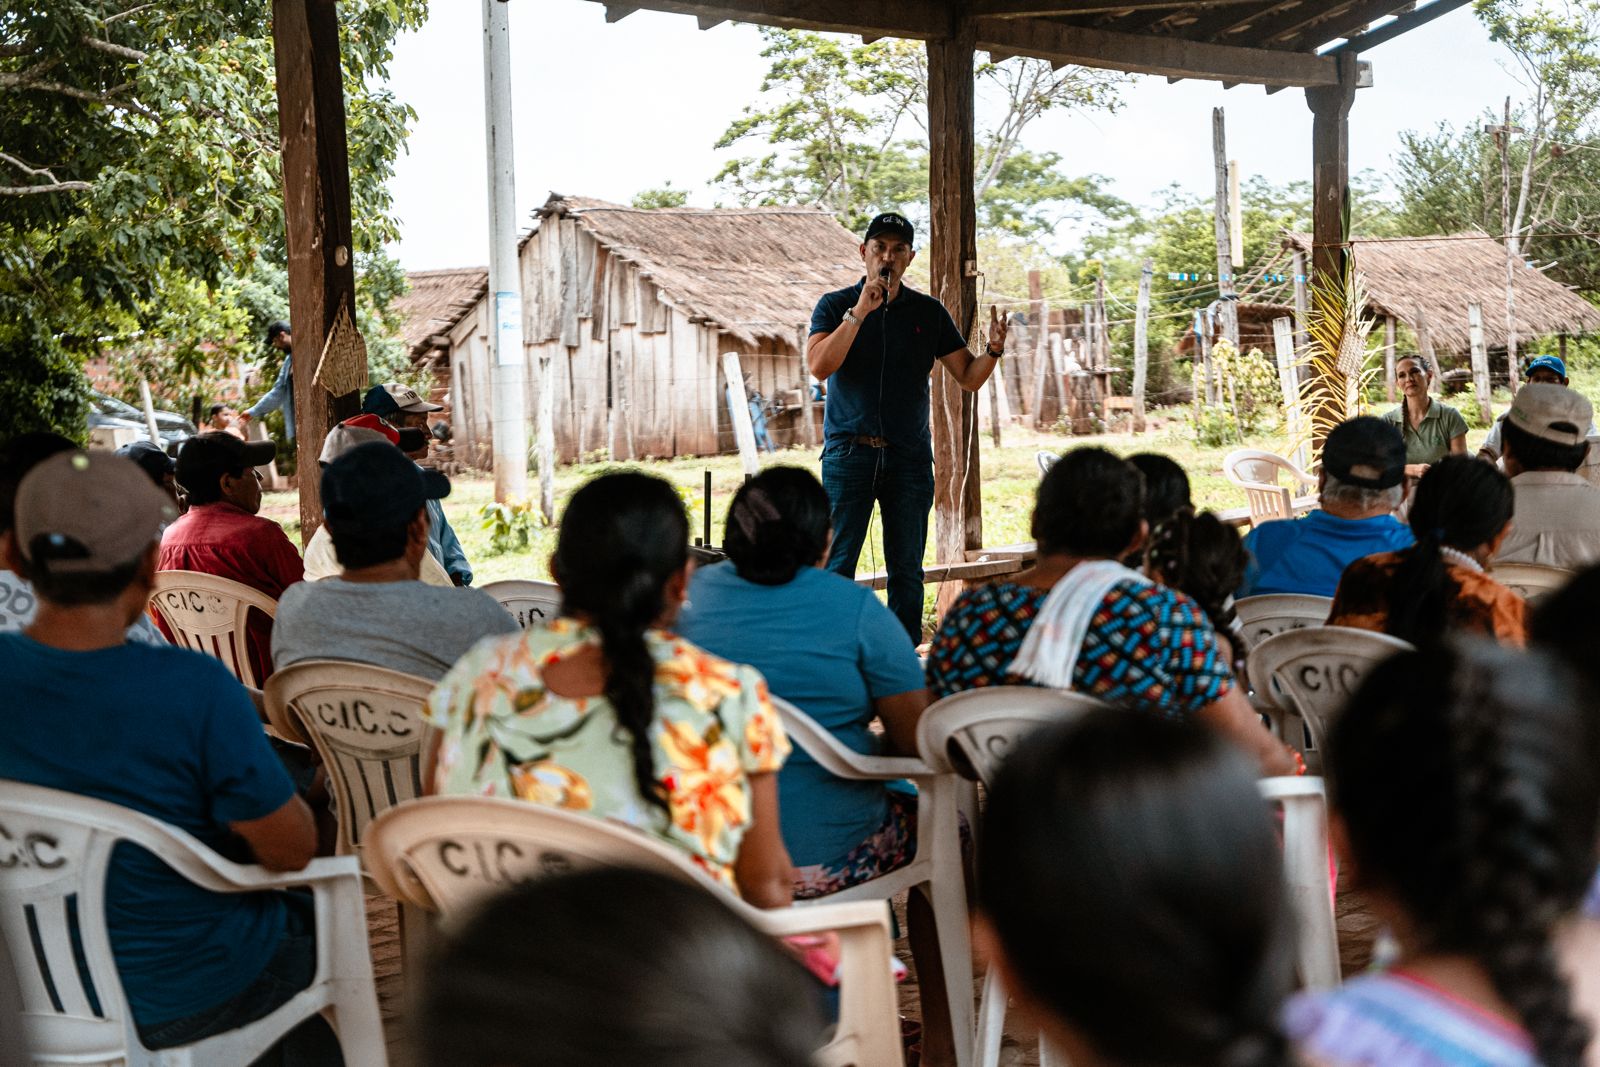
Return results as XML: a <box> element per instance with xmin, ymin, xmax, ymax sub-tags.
<box><xmin>1212</xmin><ymin>107</ymin><xmax>1240</xmax><ymax>349</ymax></box>
<box><xmin>1132</xmin><ymin>258</ymin><xmax>1152</xmax><ymax>433</ymax></box>
<box><xmin>1383</xmin><ymin>315</ymin><xmax>1397</xmax><ymax>402</ymax></box>
<box><xmin>1467</xmin><ymin>303</ymin><xmax>1492</xmax><ymax>425</ymax></box>
<box><xmin>1032</xmin><ymin>299</ymin><xmax>1051</xmax><ymax>425</ymax></box>
<box><xmin>1273</xmin><ymin>316</ymin><xmax>1308</xmax><ymax>470</ymax></box>
<box><xmin>797</xmin><ymin>324</ymin><xmax>817</xmax><ymax>448</ymax></box>
<box><xmin>721</xmin><ymin>352</ymin><xmax>760</xmax><ymax>477</ymax></box>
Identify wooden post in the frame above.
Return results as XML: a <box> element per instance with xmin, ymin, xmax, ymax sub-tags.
<box><xmin>928</xmin><ymin>20</ymin><xmax>982</xmax><ymax>625</ymax></box>
<box><xmin>721</xmin><ymin>352</ymin><xmax>760</xmax><ymax>477</ymax></box>
<box><xmin>1212</xmin><ymin>107</ymin><xmax>1240</xmax><ymax>349</ymax></box>
<box><xmin>797</xmin><ymin>325</ymin><xmax>817</xmax><ymax>448</ymax></box>
<box><xmin>1468</xmin><ymin>303</ymin><xmax>1492</xmax><ymax>425</ymax></box>
<box><xmin>1273</xmin><ymin>317</ymin><xmax>1308</xmax><ymax>469</ymax></box>
<box><xmin>1198</xmin><ymin>311</ymin><xmax>1217</xmax><ymax>405</ymax></box>
<box><xmin>1132</xmin><ymin>258</ymin><xmax>1152</xmax><ymax>433</ymax></box>
<box><xmin>985</xmin><ymin>373</ymin><xmax>1001</xmax><ymax>447</ymax></box>
<box><xmin>1032</xmin><ymin>299</ymin><xmax>1051</xmax><ymax>426</ymax></box>
<box><xmin>272</xmin><ymin>0</ymin><xmax>363</xmax><ymax>541</ymax></box>
<box><xmin>1415</xmin><ymin>307</ymin><xmax>1436</xmax><ymax>386</ymax></box>
<box><xmin>1292</xmin><ymin>248</ymin><xmax>1311</xmax><ymax>372</ymax></box>
<box><xmin>1383</xmin><ymin>315</ymin><xmax>1397</xmax><ymax>402</ymax></box>
<box><xmin>1304</xmin><ymin>52</ymin><xmax>1359</xmax><ymax>454</ymax></box>
<box><xmin>1500</xmin><ymin>96</ymin><xmax>1520</xmax><ymax>393</ymax></box>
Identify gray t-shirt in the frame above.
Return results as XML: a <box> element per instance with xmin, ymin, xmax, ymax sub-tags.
<box><xmin>271</xmin><ymin>577</ymin><xmax>520</xmax><ymax>680</ymax></box>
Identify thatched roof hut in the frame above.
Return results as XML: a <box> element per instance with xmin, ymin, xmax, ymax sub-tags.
<box><xmin>1283</xmin><ymin>232</ymin><xmax>1600</xmax><ymax>352</ymax></box>
<box><xmin>531</xmin><ymin>195</ymin><xmax>862</xmax><ymax>347</ymax></box>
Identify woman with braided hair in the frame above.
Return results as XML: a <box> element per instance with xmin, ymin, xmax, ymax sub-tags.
<box><xmin>978</xmin><ymin>709</ymin><xmax>1297</xmax><ymax>1067</ymax></box>
<box><xmin>1145</xmin><ymin>507</ymin><xmax>1250</xmax><ymax>675</ymax></box>
<box><xmin>425</xmin><ymin>471</ymin><xmax>796</xmax><ymax>907</ymax></box>
<box><xmin>1287</xmin><ymin>640</ymin><xmax>1600</xmax><ymax>1066</ymax></box>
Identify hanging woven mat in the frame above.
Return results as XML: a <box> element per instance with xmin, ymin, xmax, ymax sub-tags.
<box><xmin>313</xmin><ymin>300</ymin><xmax>369</xmax><ymax>397</ymax></box>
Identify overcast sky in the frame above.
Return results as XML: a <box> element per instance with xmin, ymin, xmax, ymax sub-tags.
<box><xmin>383</xmin><ymin>0</ymin><xmax>1527</xmax><ymax>270</ymax></box>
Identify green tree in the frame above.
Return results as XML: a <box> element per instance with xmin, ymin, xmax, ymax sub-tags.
<box><xmin>632</xmin><ymin>183</ymin><xmax>690</xmax><ymax>209</ymax></box>
<box><xmin>1</xmin><ymin>0</ymin><xmax>426</xmax><ymax>432</ymax></box>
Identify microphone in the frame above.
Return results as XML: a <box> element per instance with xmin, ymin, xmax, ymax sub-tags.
<box><xmin>877</xmin><ymin>266</ymin><xmax>891</xmax><ymax>305</ymax></box>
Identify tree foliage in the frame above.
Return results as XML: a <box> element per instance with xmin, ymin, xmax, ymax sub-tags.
<box><xmin>1</xmin><ymin>0</ymin><xmax>426</xmax><ymax>430</ymax></box>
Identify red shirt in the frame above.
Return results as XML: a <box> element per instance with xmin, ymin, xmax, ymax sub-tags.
<box><xmin>158</xmin><ymin>502</ymin><xmax>304</xmax><ymax>683</ymax></box>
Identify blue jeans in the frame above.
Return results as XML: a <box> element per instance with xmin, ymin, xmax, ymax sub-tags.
<box><xmin>137</xmin><ymin>892</ymin><xmax>342</xmax><ymax>1065</ymax></box>
<box><xmin>821</xmin><ymin>441</ymin><xmax>934</xmax><ymax>641</ymax></box>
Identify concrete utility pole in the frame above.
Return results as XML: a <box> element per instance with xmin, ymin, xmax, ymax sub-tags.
<box><xmin>1486</xmin><ymin>98</ymin><xmax>1524</xmax><ymax>392</ymax></box>
<box><xmin>483</xmin><ymin>0</ymin><xmax>531</xmax><ymax>507</ymax></box>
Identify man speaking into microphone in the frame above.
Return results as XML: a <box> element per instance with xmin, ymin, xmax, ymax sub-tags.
<box><xmin>808</xmin><ymin>211</ymin><xmax>1007</xmax><ymax>641</ymax></box>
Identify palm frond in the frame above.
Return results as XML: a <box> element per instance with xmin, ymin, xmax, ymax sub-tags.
<box><xmin>1286</xmin><ymin>258</ymin><xmax>1378</xmax><ymax>463</ymax></box>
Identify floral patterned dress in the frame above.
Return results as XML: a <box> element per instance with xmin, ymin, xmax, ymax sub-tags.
<box><xmin>426</xmin><ymin>618</ymin><xmax>790</xmax><ymax>890</ymax></box>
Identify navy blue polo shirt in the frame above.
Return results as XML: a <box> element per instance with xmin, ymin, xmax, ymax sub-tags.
<box><xmin>811</xmin><ymin>279</ymin><xmax>969</xmax><ymax>461</ymax></box>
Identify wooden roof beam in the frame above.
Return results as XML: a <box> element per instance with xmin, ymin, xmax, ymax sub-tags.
<box><xmin>604</xmin><ymin>5</ymin><xmax>639</xmax><ymax>21</ymax></box>
<box><xmin>975</xmin><ymin>14</ymin><xmax>1340</xmax><ymax>85</ymax></box>
<box><xmin>1235</xmin><ymin>0</ymin><xmax>1405</xmax><ymax>49</ymax></box>
<box><xmin>577</xmin><ymin>0</ymin><xmax>952</xmax><ymax>39</ymax></box>
<box><xmin>972</xmin><ymin>0</ymin><xmax>1252</xmax><ymax>14</ymax></box>
<box><xmin>1324</xmin><ymin>0</ymin><xmax>1469</xmax><ymax>52</ymax></box>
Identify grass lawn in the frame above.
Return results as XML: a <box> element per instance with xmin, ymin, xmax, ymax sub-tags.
<box><xmin>260</xmin><ymin>400</ymin><xmax>1505</xmax><ymax>630</ymax></box>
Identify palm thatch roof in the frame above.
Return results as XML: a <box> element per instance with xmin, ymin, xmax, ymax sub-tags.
<box><xmin>394</xmin><ymin>267</ymin><xmax>489</xmax><ymax>358</ymax></box>
<box><xmin>537</xmin><ymin>194</ymin><xmax>863</xmax><ymax>347</ymax></box>
<box><xmin>1283</xmin><ymin>233</ymin><xmax>1600</xmax><ymax>351</ymax></box>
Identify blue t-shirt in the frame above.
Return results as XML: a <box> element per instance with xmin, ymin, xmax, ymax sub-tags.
<box><xmin>0</xmin><ymin>634</ymin><xmax>295</xmax><ymax>1025</ymax></box>
<box><xmin>677</xmin><ymin>562</ymin><xmax>926</xmax><ymax>867</ymax></box>
<box><xmin>810</xmin><ymin>280</ymin><xmax>969</xmax><ymax>462</ymax></box>
<box><xmin>1240</xmin><ymin>509</ymin><xmax>1415</xmax><ymax>599</ymax></box>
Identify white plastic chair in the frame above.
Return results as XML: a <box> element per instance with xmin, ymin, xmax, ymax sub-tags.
<box><xmin>1260</xmin><ymin>776</ymin><xmax>1341</xmax><ymax>990</ymax></box>
<box><xmin>1234</xmin><ymin>594</ymin><xmax>1333</xmax><ymax>651</ymax></box>
<box><xmin>479</xmin><ymin>578</ymin><xmax>562</xmax><ymax>629</ymax></box>
<box><xmin>363</xmin><ymin>796</ymin><xmax>903</xmax><ymax>1067</ymax></box>
<box><xmin>0</xmin><ymin>782</ymin><xmax>385</xmax><ymax>1067</ymax></box>
<box><xmin>1035</xmin><ymin>450</ymin><xmax>1059</xmax><ymax>477</ymax></box>
<box><xmin>768</xmin><ymin>696</ymin><xmax>975</xmax><ymax>1066</ymax></box>
<box><xmin>147</xmin><ymin>570</ymin><xmax>279</xmax><ymax>687</ymax></box>
<box><xmin>1246</xmin><ymin>627</ymin><xmax>1414</xmax><ymax>763</ymax></box>
<box><xmin>915</xmin><ymin>687</ymin><xmax>1105</xmax><ymax>1067</ymax></box>
<box><xmin>1488</xmin><ymin>561</ymin><xmax>1572</xmax><ymax>602</ymax></box>
<box><xmin>1223</xmin><ymin>449</ymin><xmax>1318</xmax><ymax>528</ymax></box>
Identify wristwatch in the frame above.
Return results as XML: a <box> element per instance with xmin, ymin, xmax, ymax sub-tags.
<box><xmin>842</xmin><ymin>309</ymin><xmax>861</xmax><ymax>326</ymax></box>
<box><xmin>986</xmin><ymin>342</ymin><xmax>1004</xmax><ymax>357</ymax></box>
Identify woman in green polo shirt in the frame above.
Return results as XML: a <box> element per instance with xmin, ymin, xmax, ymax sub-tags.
<box><xmin>1384</xmin><ymin>354</ymin><xmax>1467</xmax><ymax>478</ymax></box>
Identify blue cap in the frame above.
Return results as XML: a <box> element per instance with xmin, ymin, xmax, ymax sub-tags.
<box><xmin>1526</xmin><ymin>354</ymin><xmax>1567</xmax><ymax>379</ymax></box>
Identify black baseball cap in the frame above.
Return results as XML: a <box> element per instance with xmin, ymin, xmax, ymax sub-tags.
<box><xmin>321</xmin><ymin>440</ymin><xmax>449</xmax><ymax>534</ymax></box>
<box><xmin>1322</xmin><ymin>416</ymin><xmax>1405</xmax><ymax>490</ymax></box>
<box><xmin>864</xmin><ymin>212</ymin><xmax>915</xmax><ymax>246</ymax></box>
<box><xmin>175</xmin><ymin>432</ymin><xmax>277</xmax><ymax>496</ymax></box>
<box><xmin>114</xmin><ymin>439</ymin><xmax>177</xmax><ymax>486</ymax></box>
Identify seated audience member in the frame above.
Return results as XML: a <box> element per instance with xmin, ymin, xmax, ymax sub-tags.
<box><xmin>426</xmin><ymin>472</ymin><xmax>796</xmax><ymax>906</ymax></box>
<box><xmin>1</xmin><ymin>433</ymin><xmax>166</xmax><ymax>645</ymax></box>
<box><xmin>676</xmin><ymin>468</ymin><xmax>957</xmax><ymax>1067</ymax></box>
<box><xmin>979</xmin><ymin>711</ymin><xmax>1295</xmax><ymax>1067</ymax></box>
<box><xmin>115</xmin><ymin>439</ymin><xmax>184</xmax><ymax>514</ymax></box>
<box><xmin>1146</xmin><ymin>508</ymin><xmax>1249</xmax><ymax>671</ymax></box>
<box><xmin>1122</xmin><ymin>452</ymin><xmax>1193</xmax><ymax>567</ymax></box>
<box><xmin>1479</xmin><ymin>354</ymin><xmax>1596</xmax><ymax>462</ymax></box>
<box><xmin>1238</xmin><ymin>417</ymin><xmax>1412</xmax><ymax>598</ymax></box>
<box><xmin>417</xmin><ymin>867</ymin><xmax>826</xmax><ymax>1067</ymax></box>
<box><xmin>361</xmin><ymin>382</ymin><xmax>473</xmax><ymax>587</ymax></box>
<box><xmin>1328</xmin><ymin>456</ymin><xmax>1524</xmax><ymax>646</ymax></box>
<box><xmin>162</xmin><ymin>431</ymin><xmax>304</xmax><ymax>681</ymax></box>
<box><xmin>927</xmin><ymin>447</ymin><xmax>1296</xmax><ymax>776</ymax></box>
<box><xmin>1492</xmin><ymin>383</ymin><xmax>1600</xmax><ymax>569</ymax></box>
<box><xmin>0</xmin><ymin>452</ymin><xmax>338</xmax><ymax>1063</ymax></box>
<box><xmin>1286</xmin><ymin>640</ymin><xmax>1600</xmax><ymax>1067</ymax></box>
<box><xmin>301</xmin><ymin>417</ymin><xmax>454</xmax><ymax>587</ymax></box>
<box><xmin>272</xmin><ymin>442</ymin><xmax>517</xmax><ymax>679</ymax></box>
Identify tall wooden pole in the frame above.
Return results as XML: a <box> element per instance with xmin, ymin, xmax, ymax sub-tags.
<box><xmin>1468</xmin><ymin>303</ymin><xmax>1492</xmax><ymax>424</ymax></box>
<box><xmin>1304</xmin><ymin>52</ymin><xmax>1358</xmax><ymax>454</ymax></box>
<box><xmin>272</xmin><ymin>0</ymin><xmax>363</xmax><ymax>542</ymax></box>
<box><xmin>1292</xmin><ymin>248</ymin><xmax>1310</xmax><ymax>367</ymax></box>
<box><xmin>1132</xmin><ymin>258</ymin><xmax>1152</xmax><ymax>433</ymax></box>
<box><xmin>1212</xmin><ymin>108</ymin><xmax>1240</xmax><ymax>349</ymax></box>
<box><xmin>1383</xmin><ymin>315</ymin><xmax>1397</xmax><ymax>402</ymax></box>
<box><xmin>928</xmin><ymin>20</ymin><xmax>982</xmax><ymax>627</ymax></box>
<box><xmin>1499</xmin><ymin>96</ymin><xmax>1520</xmax><ymax>391</ymax></box>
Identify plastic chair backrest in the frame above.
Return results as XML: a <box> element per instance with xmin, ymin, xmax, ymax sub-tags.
<box><xmin>479</xmin><ymin>579</ymin><xmax>562</xmax><ymax>629</ymax></box>
<box><xmin>147</xmin><ymin>570</ymin><xmax>278</xmax><ymax>687</ymax></box>
<box><xmin>914</xmin><ymin>687</ymin><xmax>1108</xmax><ymax>782</ymax></box>
<box><xmin>264</xmin><ymin>660</ymin><xmax>436</xmax><ymax>860</ymax></box>
<box><xmin>1223</xmin><ymin>449</ymin><xmax>1315</xmax><ymax>528</ymax></box>
<box><xmin>1234</xmin><ymin>594</ymin><xmax>1333</xmax><ymax>649</ymax></box>
<box><xmin>1035</xmin><ymin>450</ymin><xmax>1060</xmax><ymax>477</ymax></box>
<box><xmin>1245</xmin><ymin>627</ymin><xmax>1414</xmax><ymax>754</ymax></box>
<box><xmin>1489</xmin><ymin>562</ymin><xmax>1572</xmax><ymax>602</ymax></box>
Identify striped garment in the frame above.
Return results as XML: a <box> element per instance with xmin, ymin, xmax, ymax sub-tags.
<box><xmin>1286</xmin><ymin>972</ymin><xmax>1536</xmax><ymax>1067</ymax></box>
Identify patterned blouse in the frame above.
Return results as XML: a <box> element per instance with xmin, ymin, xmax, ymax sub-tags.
<box><xmin>1286</xmin><ymin>972</ymin><xmax>1536</xmax><ymax>1067</ymax></box>
<box><xmin>925</xmin><ymin>578</ymin><xmax>1234</xmax><ymax>717</ymax></box>
<box><xmin>426</xmin><ymin>618</ymin><xmax>790</xmax><ymax>890</ymax></box>
<box><xmin>1326</xmin><ymin>551</ymin><xmax>1527</xmax><ymax>647</ymax></box>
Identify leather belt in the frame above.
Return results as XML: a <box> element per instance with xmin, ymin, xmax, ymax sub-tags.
<box><xmin>852</xmin><ymin>435</ymin><xmax>889</xmax><ymax>448</ymax></box>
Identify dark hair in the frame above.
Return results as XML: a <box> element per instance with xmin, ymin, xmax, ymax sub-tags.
<box><xmin>266</xmin><ymin>321</ymin><xmax>290</xmax><ymax>344</ymax></box>
<box><xmin>208</xmin><ymin>404</ymin><xmax>227</xmax><ymax>418</ymax></box>
<box><xmin>417</xmin><ymin>866</ymin><xmax>825</xmax><ymax>1067</ymax></box>
<box><xmin>327</xmin><ymin>510</ymin><xmax>419</xmax><ymax>571</ymax></box>
<box><xmin>722</xmin><ymin>467</ymin><xmax>830</xmax><ymax>586</ymax></box>
<box><xmin>553</xmin><ymin>472</ymin><xmax>688</xmax><ymax>814</ymax></box>
<box><xmin>1530</xmin><ymin>563</ymin><xmax>1600</xmax><ymax>689</ymax></box>
<box><xmin>1328</xmin><ymin>642</ymin><xmax>1600</xmax><ymax>1067</ymax></box>
<box><xmin>1502</xmin><ymin>419</ymin><xmax>1589</xmax><ymax>472</ymax></box>
<box><xmin>1385</xmin><ymin>456</ymin><xmax>1514</xmax><ymax>645</ymax></box>
<box><xmin>22</xmin><ymin>556</ymin><xmax>145</xmax><ymax>607</ymax></box>
<box><xmin>1128</xmin><ymin>452</ymin><xmax>1192</xmax><ymax>530</ymax></box>
<box><xmin>980</xmin><ymin>711</ymin><xmax>1294</xmax><ymax>1067</ymax></box>
<box><xmin>1397</xmin><ymin>354</ymin><xmax>1433</xmax><ymax>425</ymax></box>
<box><xmin>1033</xmin><ymin>447</ymin><xmax>1145</xmax><ymax>558</ymax></box>
<box><xmin>0</xmin><ymin>432</ymin><xmax>76</xmax><ymax>534</ymax></box>
<box><xmin>1147</xmin><ymin>509</ymin><xmax>1248</xmax><ymax>641</ymax></box>
<box><xmin>180</xmin><ymin>460</ymin><xmax>249</xmax><ymax>507</ymax></box>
